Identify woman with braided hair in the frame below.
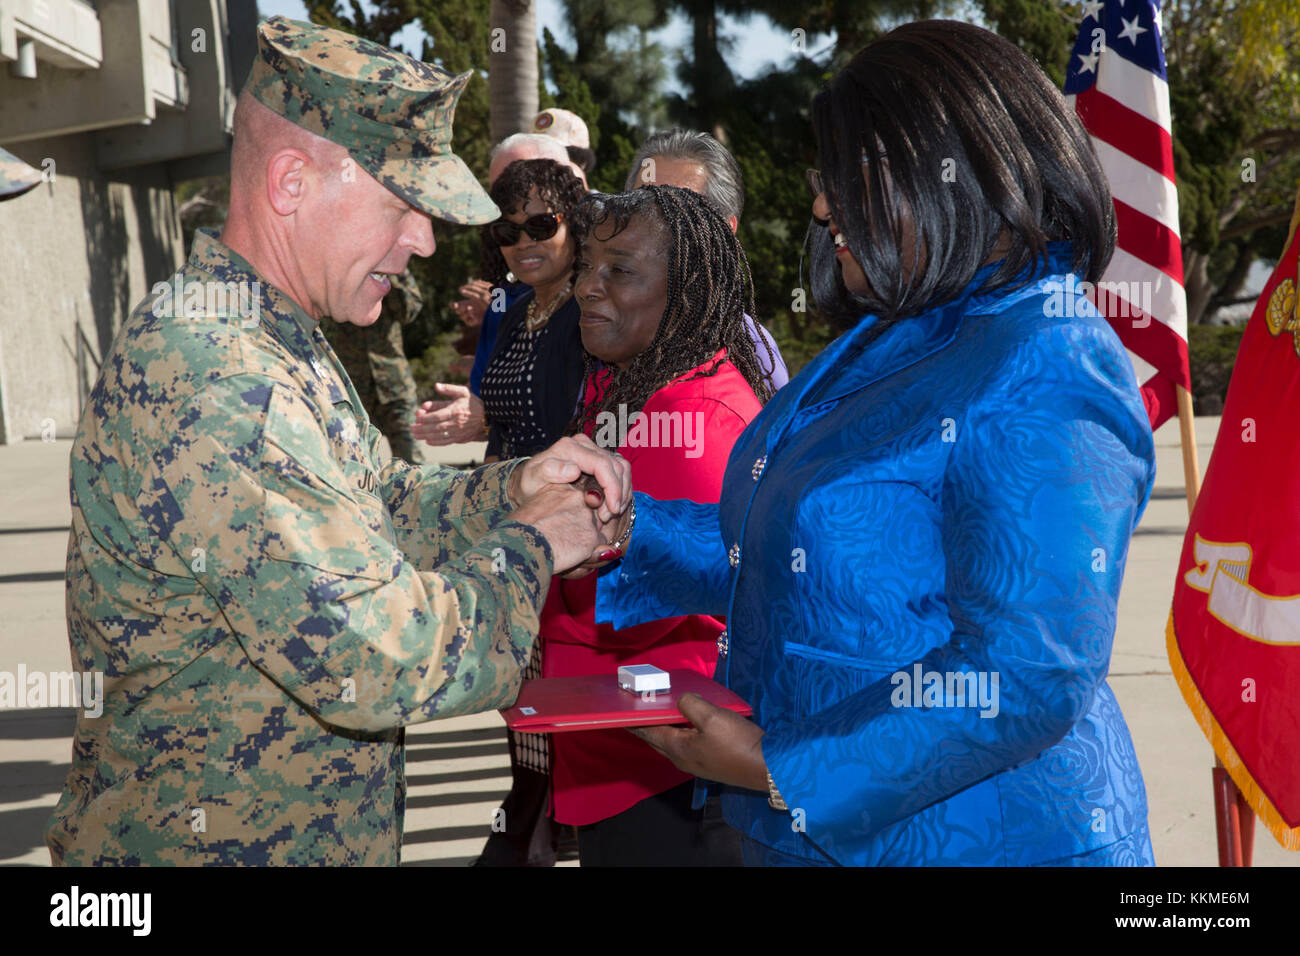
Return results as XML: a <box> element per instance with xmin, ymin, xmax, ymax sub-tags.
<box><xmin>539</xmin><ymin>185</ymin><xmax>771</xmax><ymax>865</ymax></box>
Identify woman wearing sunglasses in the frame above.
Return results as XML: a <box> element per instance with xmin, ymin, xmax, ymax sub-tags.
<box><xmin>460</xmin><ymin>157</ymin><xmax>588</xmax><ymax>867</ymax></box>
<box><xmin>417</xmin><ymin>158</ymin><xmax>588</xmax><ymax>465</ymax></box>
<box><xmin>474</xmin><ymin>158</ymin><xmax>588</xmax><ymax>462</ymax></box>
<box><xmin>597</xmin><ymin>20</ymin><xmax>1156</xmax><ymax>866</ymax></box>
<box><xmin>542</xmin><ymin>186</ymin><xmax>773</xmax><ymax>865</ymax></box>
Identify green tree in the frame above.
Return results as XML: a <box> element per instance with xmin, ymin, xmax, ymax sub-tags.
<box><xmin>755</xmin><ymin>0</ymin><xmax>950</xmax><ymax>68</ymax></box>
<box><xmin>307</xmin><ymin>0</ymin><xmax>497</xmax><ymax>375</ymax></box>
<box><xmin>672</xmin><ymin>1</ymin><xmax>956</xmax><ymax>372</ymax></box>
<box><xmin>982</xmin><ymin>0</ymin><xmax>1300</xmax><ymax>326</ymax></box>
<box><xmin>723</xmin><ymin>58</ymin><xmax>833</xmax><ymax>368</ymax></box>
<box><xmin>538</xmin><ymin>1</ymin><xmax>669</xmax><ymax>192</ymax></box>
<box><xmin>1163</xmin><ymin>0</ymin><xmax>1300</xmax><ymax>324</ymax></box>
<box><xmin>663</xmin><ymin>0</ymin><xmax>742</xmax><ymax>138</ymax></box>
<box><xmin>978</xmin><ymin>0</ymin><xmax>1074</xmax><ymax>84</ymax></box>
<box><xmin>562</xmin><ymin>0</ymin><xmax>668</xmax><ymax>126</ymax></box>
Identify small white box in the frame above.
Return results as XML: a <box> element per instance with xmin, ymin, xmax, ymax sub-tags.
<box><xmin>618</xmin><ymin>664</ymin><xmax>671</xmax><ymax>694</ymax></box>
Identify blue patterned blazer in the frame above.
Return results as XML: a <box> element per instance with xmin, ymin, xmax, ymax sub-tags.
<box><xmin>596</xmin><ymin>245</ymin><xmax>1156</xmax><ymax>865</ymax></box>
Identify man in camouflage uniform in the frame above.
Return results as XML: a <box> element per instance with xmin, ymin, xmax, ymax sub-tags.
<box><xmin>0</xmin><ymin>146</ymin><xmax>42</xmax><ymax>200</ymax></box>
<box><xmin>321</xmin><ymin>267</ymin><xmax>425</xmax><ymax>464</ymax></box>
<box><xmin>48</xmin><ymin>16</ymin><xmax>630</xmax><ymax>866</ymax></box>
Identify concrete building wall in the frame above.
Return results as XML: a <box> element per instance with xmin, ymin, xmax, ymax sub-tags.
<box><xmin>0</xmin><ymin>0</ymin><xmax>254</xmax><ymax>443</ymax></box>
<box><xmin>0</xmin><ymin>135</ymin><xmax>182</xmax><ymax>442</ymax></box>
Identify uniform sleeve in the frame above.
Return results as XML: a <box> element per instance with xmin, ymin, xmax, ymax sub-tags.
<box><xmin>365</xmin><ymin>418</ymin><xmax>521</xmax><ymax>570</ymax></box>
<box><xmin>759</xmin><ymin>322</ymin><xmax>1155</xmax><ymax>850</ymax></box>
<box><xmin>138</xmin><ymin>373</ymin><xmax>554</xmax><ymax>732</ymax></box>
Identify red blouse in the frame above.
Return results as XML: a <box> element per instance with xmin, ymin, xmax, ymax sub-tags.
<box><xmin>543</xmin><ymin>349</ymin><xmax>762</xmax><ymax>825</ymax></box>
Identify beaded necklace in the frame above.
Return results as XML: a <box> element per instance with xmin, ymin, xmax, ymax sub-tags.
<box><xmin>525</xmin><ymin>279</ymin><xmax>573</xmax><ymax>332</ymax></box>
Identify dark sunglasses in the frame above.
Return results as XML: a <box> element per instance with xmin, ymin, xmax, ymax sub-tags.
<box><xmin>489</xmin><ymin>212</ymin><xmax>563</xmax><ymax>247</ymax></box>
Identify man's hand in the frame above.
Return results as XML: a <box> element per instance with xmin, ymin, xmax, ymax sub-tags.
<box><xmin>450</xmin><ymin>279</ymin><xmax>493</xmax><ymax>328</ymax></box>
<box><xmin>413</xmin><ymin>384</ymin><xmax>486</xmax><ymax>445</ymax></box>
<box><xmin>554</xmin><ymin>474</ymin><xmax>629</xmax><ymax>579</ymax></box>
<box><xmin>511</xmin><ymin>482</ymin><xmax>610</xmax><ymax>574</ymax></box>
<box><xmin>509</xmin><ymin>435</ymin><xmax>632</xmax><ymax>524</ymax></box>
<box><xmin>629</xmin><ymin>693</ymin><xmax>769</xmax><ymax>792</ymax></box>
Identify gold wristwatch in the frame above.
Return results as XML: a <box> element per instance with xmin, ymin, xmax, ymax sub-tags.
<box><xmin>767</xmin><ymin>770</ymin><xmax>787</xmax><ymax>811</ymax></box>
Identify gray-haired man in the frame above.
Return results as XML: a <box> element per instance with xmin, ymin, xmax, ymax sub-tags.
<box><xmin>628</xmin><ymin>129</ymin><xmax>790</xmax><ymax>389</ymax></box>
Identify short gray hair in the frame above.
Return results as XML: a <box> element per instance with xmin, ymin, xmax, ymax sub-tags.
<box><xmin>625</xmin><ymin>129</ymin><xmax>744</xmax><ymax>224</ymax></box>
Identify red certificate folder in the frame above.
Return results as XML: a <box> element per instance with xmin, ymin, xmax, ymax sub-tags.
<box><xmin>501</xmin><ymin>669</ymin><xmax>753</xmax><ymax>733</ymax></box>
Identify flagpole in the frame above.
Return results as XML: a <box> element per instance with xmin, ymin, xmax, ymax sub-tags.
<box><xmin>1177</xmin><ymin>382</ymin><xmax>1256</xmax><ymax>866</ymax></box>
<box><xmin>1175</xmin><ymin>385</ymin><xmax>1199</xmax><ymax>512</ymax></box>
<box><xmin>1066</xmin><ymin>0</ymin><xmax>1267</xmax><ymax>864</ymax></box>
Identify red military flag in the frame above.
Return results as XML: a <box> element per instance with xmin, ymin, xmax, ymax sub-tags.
<box><xmin>1168</xmin><ymin>185</ymin><xmax>1300</xmax><ymax>850</ymax></box>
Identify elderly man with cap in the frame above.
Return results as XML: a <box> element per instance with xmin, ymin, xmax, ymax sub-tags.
<box><xmin>491</xmin><ymin>128</ymin><xmax>584</xmax><ymax>186</ymax></box>
<box><xmin>48</xmin><ymin>16</ymin><xmax>631</xmax><ymax>867</ymax></box>
<box><xmin>532</xmin><ymin>107</ymin><xmax>594</xmax><ymax>182</ymax></box>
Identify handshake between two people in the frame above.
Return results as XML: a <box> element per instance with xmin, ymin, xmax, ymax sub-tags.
<box><xmin>506</xmin><ymin>434</ymin><xmax>634</xmax><ymax>578</ymax></box>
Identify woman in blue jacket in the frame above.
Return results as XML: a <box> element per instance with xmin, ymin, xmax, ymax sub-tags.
<box><xmin>596</xmin><ymin>20</ymin><xmax>1156</xmax><ymax>866</ymax></box>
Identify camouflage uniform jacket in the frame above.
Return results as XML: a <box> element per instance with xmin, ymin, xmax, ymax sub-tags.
<box><xmin>49</xmin><ymin>229</ymin><xmax>553</xmax><ymax>865</ymax></box>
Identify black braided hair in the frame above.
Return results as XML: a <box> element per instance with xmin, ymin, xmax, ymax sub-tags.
<box><xmin>480</xmin><ymin>158</ymin><xmax>587</xmax><ymax>286</ymax></box>
<box><xmin>568</xmin><ymin>185</ymin><xmax>775</xmax><ymax>438</ymax></box>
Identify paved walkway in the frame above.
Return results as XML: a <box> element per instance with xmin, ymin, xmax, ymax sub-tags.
<box><xmin>0</xmin><ymin>423</ymin><xmax>1294</xmax><ymax>866</ymax></box>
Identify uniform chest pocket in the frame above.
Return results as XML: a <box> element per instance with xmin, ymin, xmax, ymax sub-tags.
<box><xmin>259</xmin><ymin>387</ymin><xmax>394</xmax><ymax>583</ymax></box>
<box><xmin>329</xmin><ymin>414</ymin><xmax>396</xmax><ymax>546</ymax></box>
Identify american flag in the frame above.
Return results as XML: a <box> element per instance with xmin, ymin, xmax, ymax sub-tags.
<box><xmin>1065</xmin><ymin>0</ymin><xmax>1189</xmax><ymax>430</ymax></box>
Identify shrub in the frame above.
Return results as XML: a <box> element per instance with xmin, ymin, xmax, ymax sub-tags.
<box><xmin>1188</xmin><ymin>323</ymin><xmax>1246</xmax><ymax>415</ymax></box>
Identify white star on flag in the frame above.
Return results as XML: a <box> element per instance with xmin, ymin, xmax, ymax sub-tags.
<box><xmin>1118</xmin><ymin>14</ymin><xmax>1148</xmax><ymax>44</ymax></box>
<box><xmin>1064</xmin><ymin>0</ymin><xmax>1191</xmax><ymax>433</ymax></box>
<box><xmin>1081</xmin><ymin>0</ymin><xmax>1105</xmax><ymax>21</ymax></box>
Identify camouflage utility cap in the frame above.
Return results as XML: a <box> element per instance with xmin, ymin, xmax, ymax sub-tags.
<box><xmin>0</xmin><ymin>147</ymin><xmax>41</xmax><ymax>199</ymax></box>
<box><xmin>245</xmin><ymin>16</ymin><xmax>498</xmax><ymax>225</ymax></box>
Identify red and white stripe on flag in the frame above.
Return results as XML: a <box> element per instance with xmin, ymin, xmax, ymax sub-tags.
<box><xmin>1064</xmin><ymin>0</ymin><xmax>1190</xmax><ymax>430</ymax></box>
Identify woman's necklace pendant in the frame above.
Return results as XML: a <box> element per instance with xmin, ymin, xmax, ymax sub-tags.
<box><xmin>526</xmin><ymin>279</ymin><xmax>572</xmax><ymax>332</ymax></box>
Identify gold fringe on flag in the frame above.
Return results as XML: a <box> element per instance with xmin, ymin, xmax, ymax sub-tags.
<box><xmin>1166</xmin><ymin>611</ymin><xmax>1300</xmax><ymax>850</ymax></box>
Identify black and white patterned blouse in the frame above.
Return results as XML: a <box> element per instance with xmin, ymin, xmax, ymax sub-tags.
<box><xmin>480</xmin><ymin>291</ymin><xmax>585</xmax><ymax>460</ymax></box>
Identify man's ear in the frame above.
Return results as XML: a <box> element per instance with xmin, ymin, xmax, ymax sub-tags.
<box><xmin>728</xmin><ymin>215</ymin><xmax>738</xmax><ymax>235</ymax></box>
<box><xmin>265</xmin><ymin>147</ymin><xmax>310</xmax><ymax>216</ymax></box>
